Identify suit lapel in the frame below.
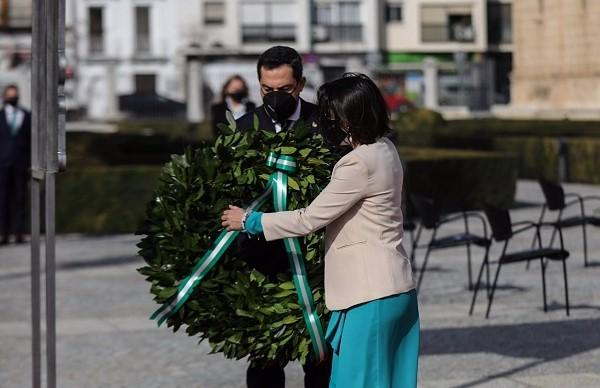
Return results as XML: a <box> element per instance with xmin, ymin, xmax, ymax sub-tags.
<box><xmin>256</xmin><ymin>106</ymin><xmax>277</xmax><ymax>132</ymax></box>
<box><xmin>0</xmin><ymin>109</ymin><xmax>9</xmax><ymax>136</ymax></box>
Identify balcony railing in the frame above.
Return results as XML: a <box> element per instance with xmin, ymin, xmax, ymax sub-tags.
<box><xmin>313</xmin><ymin>24</ymin><xmax>363</xmax><ymax>43</ymax></box>
<box><xmin>242</xmin><ymin>25</ymin><xmax>296</xmax><ymax>43</ymax></box>
<box><xmin>135</xmin><ymin>35</ymin><xmax>151</xmax><ymax>55</ymax></box>
<box><xmin>422</xmin><ymin>24</ymin><xmax>475</xmax><ymax>43</ymax></box>
<box><xmin>89</xmin><ymin>35</ymin><xmax>104</xmax><ymax>55</ymax></box>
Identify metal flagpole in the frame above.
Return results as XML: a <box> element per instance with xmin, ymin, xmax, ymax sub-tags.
<box><xmin>30</xmin><ymin>0</ymin><xmax>66</xmax><ymax>386</ymax></box>
<box><xmin>30</xmin><ymin>0</ymin><xmax>46</xmax><ymax>386</ymax></box>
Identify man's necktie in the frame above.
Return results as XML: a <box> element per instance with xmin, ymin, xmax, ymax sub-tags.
<box><xmin>9</xmin><ymin>110</ymin><xmax>19</xmax><ymax>136</ymax></box>
<box><xmin>283</xmin><ymin>119</ymin><xmax>295</xmax><ymax>131</ymax></box>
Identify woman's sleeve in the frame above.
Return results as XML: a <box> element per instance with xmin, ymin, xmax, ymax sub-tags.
<box><xmin>261</xmin><ymin>154</ymin><xmax>368</xmax><ymax>241</ymax></box>
<box><xmin>244</xmin><ymin>211</ymin><xmax>264</xmax><ymax>235</ymax></box>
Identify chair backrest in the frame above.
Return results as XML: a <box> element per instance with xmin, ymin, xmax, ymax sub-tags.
<box><xmin>484</xmin><ymin>205</ymin><xmax>513</xmax><ymax>241</ymax></box>
<box><xmin>410</xmin><ymin>194</ymin><xmax>440</xmax><ymax>229</ymax></box>
<box><xmin>539</xmin><ymin>179</ymin><xmax>565</xmax><ymax>210</ymax></box>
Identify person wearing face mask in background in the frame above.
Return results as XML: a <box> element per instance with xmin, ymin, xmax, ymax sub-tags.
<box><xmin>0</xmin><ymin>84</ymin><xmax>31</xmax><ymax>245</ymax></box>
<box><xmin>234</xmin><ymin>46</ymin><xmax>332</xmax><ymax>388</ymax></box>
<box><xmin>210</xmin><ymin>75</ymin><xmax>256</xmax><ymax>138</ymax></box>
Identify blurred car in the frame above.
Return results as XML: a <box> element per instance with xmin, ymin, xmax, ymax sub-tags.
<box><xmin>118</xmin><ymin>92</ymin><xmax>186</xmax><ymax>118</ymax></box>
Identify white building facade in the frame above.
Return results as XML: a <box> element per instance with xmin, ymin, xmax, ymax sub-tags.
<box><xmin>66</xmin><ymin>0</ymin><xmax>512</xmax><ymax>120</ymax></box>
<box><xmin>380</xmin><ymin>0</ymin><xmax>512</xmax><ymax>113</ymax></box>
<box><xmin>68</xmin><ymin>0</ymin><xmax>384</xmax><ymax>120</ymax></box>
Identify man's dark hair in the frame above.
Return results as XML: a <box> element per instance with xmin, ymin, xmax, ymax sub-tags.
<box><xmin>257</xmin><ymin>46</ymin><xmax>303</xmax><ymax>82</ymax></box>
<box><xmin>317</xmin><ymin>73</ymin><xmax>391</xmax><ymax>145</ymax></box>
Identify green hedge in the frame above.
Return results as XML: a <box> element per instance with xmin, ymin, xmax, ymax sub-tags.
<box><xmin>67</xmin><ymin>132</ymin><xmax>201</xmax><ymax>167</ymax></box>
<box><xmin>56</xmin><ymin>165</ymin><xmax>161</xmax><ymax>234</ymax></box>
<box><xmin>400</xmin><ymin>147</ymin><xmax>517</xmax><ymax>210</ymax></box>
<box><xmin>56</xmin><ymin>148</ymin><xmax>516</xmax><ymax>234</ymax></box>
<box><xmin>494</xmin><ymin>136</ymin><xmax>600</xmax><ymax>184</ymax></box>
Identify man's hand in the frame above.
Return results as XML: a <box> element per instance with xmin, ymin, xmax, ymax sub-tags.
<box><xmin>221</xmin><ymin>205</ymin><xmax>245</xmax><ymax>231</ymax></box>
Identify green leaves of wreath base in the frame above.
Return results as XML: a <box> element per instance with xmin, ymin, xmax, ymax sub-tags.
<box><xmin>137</xmin><ymin>116</ymin><xmax>337</xmax><ymax>366</ymax></box>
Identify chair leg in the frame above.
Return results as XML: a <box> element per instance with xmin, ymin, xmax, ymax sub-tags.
<box><xmin>485</xmin><ymin>262</ymin><xmax>502</xmax><ymax>319</ymax></box>
<box><xmin>466</xmin><ymin>243</ymin><xmax>473</xmax><ymax>290</ymax></box>
<box><xmin>469</xmin><ymin>246</ymin><xmax>489</xmax><ymax>315</ymax></box>
<box><xmin>416</xmin><ymin>246</ymin><xmax>432</xmax><ymax>293</ymax></box>
<box><xmin>485</xmin><ymin>253</ymin><xmax>491</xmax><ymax>298</ymax></box>
<box><xmin>541</xmin><ymin>258</ymin><xmax>548</xmax><ymax>313</ymax></box>
<box><xmin>582</xmin><ymin>222</ymin><xmax>589</xmax><ymax>267</ymax></box>
<box><xmin>562</xmin><ymin>259</ymin><xmax>570</xmax><ymax>317</ymax></box>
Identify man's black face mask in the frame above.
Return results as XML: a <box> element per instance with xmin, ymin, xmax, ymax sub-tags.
<box><xmin>263</xmin><ymin>90</ymin><xmax>298</xmax><ymax>124</ymax></box>
<box><xmin>4</xmin><ymin>97</ymin><xmax>18</xmax><ymax>107</ymax></box>
<box><xmin>319</xmin><ymin>116</ymin><xmax>349</xmax><ymax>148</ymax></box>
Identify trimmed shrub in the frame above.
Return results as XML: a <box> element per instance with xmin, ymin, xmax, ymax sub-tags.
<box><xmin>66</xmin><ymin>132</ymin><xmax>202</xmax><ymax>167</ymax></box>
<box><xmin>566</xmin><ymin>138</ymin><xmax>600</xmax><ymax>184</ymax></box>
<box><xmin>393</xmin><ymin>108</ymin><xmax>446</xmax><ymax>147</ymax></box>
<box><xmin>401</xmin><ymin>147</ymin><xmax>517</xmax><ymax>210</ymax></box>
<box><xmin>494</xmin><ymin>137</ymin><xmax>560</xmax><ymax>181</ymax></box>
<box><xmin>55</xmin><ymin>147</ymin><xmax>516</xmax><ymax>234</ymax></box>
<box><xmin>56</xmin><ymin>165</ymin><xmax>161</xmax><ymax>234</ymax></box>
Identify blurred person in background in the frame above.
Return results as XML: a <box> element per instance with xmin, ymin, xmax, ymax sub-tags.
<box><xmin>211</xmin><ymin>74</ymin><xmax>256</xmax><ymax>137</ymax></box>
<box><xmin>0</xmin><ymin>84</ymin><xmax>31</xmax><ymax>245</ymax></box>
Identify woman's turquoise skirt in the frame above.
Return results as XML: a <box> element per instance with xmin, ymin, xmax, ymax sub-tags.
<box><xmin>325</xmin><ymin>289</ymin><xmax>420</xmax><ymax>388</ymax></box>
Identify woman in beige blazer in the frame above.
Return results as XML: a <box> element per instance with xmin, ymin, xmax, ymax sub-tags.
<box><xmin>222</xmin><ymin>73</ymin><xmax>419</xmax><ymax>388</ymax></box>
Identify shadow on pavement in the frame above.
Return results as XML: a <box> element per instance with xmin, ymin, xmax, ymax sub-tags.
<box><xmin>0</xmin><ymin>255</ymin><xmax>142</xmax><ymax>281</ymax></box>
<box><xmin>422</xmin><ymin>318</ymin><xmax>600</xmax><ymax>387</ymax></box>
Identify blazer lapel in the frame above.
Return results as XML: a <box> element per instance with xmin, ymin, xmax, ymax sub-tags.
<box><xmin>256</xmin><ymin>106</ymin><xmax>277</xmax><ymax>132</ymax></box>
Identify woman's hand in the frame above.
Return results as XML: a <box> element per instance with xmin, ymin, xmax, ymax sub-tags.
<box><xmin>221</xmin><ymin>205</ymin><xmax>245</xmax><ymax>231</ymax></box>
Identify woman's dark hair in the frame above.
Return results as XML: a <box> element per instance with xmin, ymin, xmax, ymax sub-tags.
<box><xmin>257</xmin><ymin>46</ymin><xmax>303</xmax><ymax>82</ymax></box>
<box><xmin>220</xmin><ymin>74</ymin><xmax>249</xmax><ymax>102</ymax></box>
<box><xmin>317</xmin><ymin>73</ymin><xmax>391</xmax><ymax>145</ymax></box>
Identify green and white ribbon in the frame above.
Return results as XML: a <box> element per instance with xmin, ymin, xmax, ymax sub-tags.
<box><xmin>151</xmin><ymin>151</ymin><xmax>327</xmax><ymax>361</ymax></box>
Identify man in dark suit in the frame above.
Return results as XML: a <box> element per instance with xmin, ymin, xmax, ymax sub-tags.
<box><xmin>235</xmin><ymin>46</ymin><xmax>331</xmax><ymax>388</ymax></box>
<box><xmin>0</xmin><ymin>84</ymin><xmax>31</xmax><ymax>245</ymax></box>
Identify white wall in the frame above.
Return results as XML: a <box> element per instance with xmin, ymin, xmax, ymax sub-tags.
<box><xmin>67</xmin><ymin>0</ymin><xmax>190</xmax><ymax>118</ymax></box>
<box><xmin>386</xmin><ymin>0</ymin><xmax>487</xmax><ymax>53</ymax></box>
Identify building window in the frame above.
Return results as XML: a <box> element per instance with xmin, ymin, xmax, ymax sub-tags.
<box><xmin>385</xmin><ymin>3</ymin><xmax>403</xmax><ymax>23</ymax></box>
<box><xmin>241</xmin><ymin>2</ymin><xmax>296</xmax><ymax>43</ymax></box>
<box><xmin>88</xmin><ymin>7</ymin><xmax>104</xmax><ymax>54</ymax></box>
<box><xmin>487</xmin><ymin>2</ymin><xmax>512</xmax><ymax>44</ymax></box>
<box><xmin>204</xmin><ymin>2</ymin><xmax>225</xmax><ymax>25</ymax></box>
<box><xmin>0</xmin><ymin>0</ymin><xmax>32</xmax><ymax>29</ymax></box>
<box><xmin>312</xmin><ymin>1</ymin><xmax>362</xmax><ymax>43</ymax></box>
<box><xmin>135</xmin><ymin>6</ymin><xmax>151</xmax><ymax>54</ymax></box>
<box><xmin>421</xmin><ymin>5</ymin><xmax>475</xmax><ymax>43</ymax></box>
<box><xmin>135</xmin><ymin>74</ymin><xmax>156</xmax><ymax>94</ymax></box>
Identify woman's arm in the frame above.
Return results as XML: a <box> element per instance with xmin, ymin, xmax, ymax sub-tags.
<box><xmin>221</xmin><ymin>154</ymin><xmax>368</xmax><ymax>239</ymax></box>
<box><xmin>261</xmin><ymin>154</ymin><xmax>368</xmax><ymax>241</ymax></box>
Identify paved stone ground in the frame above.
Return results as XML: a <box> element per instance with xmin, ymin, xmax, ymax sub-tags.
<box><xmin>1</xmin><ymin>180</ymin><xmax>600</xmax><ymax>388</ymax></box>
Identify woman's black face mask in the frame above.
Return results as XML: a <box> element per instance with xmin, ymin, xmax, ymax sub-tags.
<box><xmin>228</xmin><ymin>90</ymin><xmax>247</xmax><ymax>103</ymax></box>
<box><xmin>319</xmin><ymin>116</ymin><xmax>349</xmax><ymax>147</ymax></box>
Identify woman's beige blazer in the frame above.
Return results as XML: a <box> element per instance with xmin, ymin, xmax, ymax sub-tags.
<box><xmin>262</xmin><ymin>137</ymin><xmax>415</xmax><ymax>311</ymax></box>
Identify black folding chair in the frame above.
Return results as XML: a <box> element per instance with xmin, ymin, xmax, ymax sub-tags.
<box><xmin>537</xmin><ymin>180</ymin><xmax>600</xmax><ymax>267</ymax></box>
<box><xmin>470</xmin><ymin>206</ymin><xmax>570</xmax><ymax>318</ymax></box>
<box><xmin>410</xmin><ymin>194</ymin><xmax>490</xmax><ymax>292</ymax></box>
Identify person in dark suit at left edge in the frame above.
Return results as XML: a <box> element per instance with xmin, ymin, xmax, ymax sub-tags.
<box><xmin>0</xmin><ymin>84</ymin><xmax>31</xmax><ymax>245</ymax></box>
<box><xmin>210</xmin><ymin>74</ymin><xmax>256</xmax><ymax>138</ymax></box>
